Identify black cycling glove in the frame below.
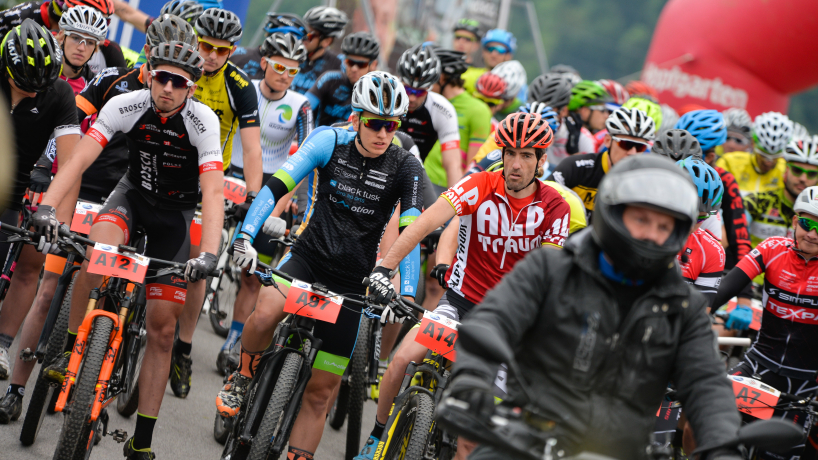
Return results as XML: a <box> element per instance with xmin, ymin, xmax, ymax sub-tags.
<box><xmin>564</xmin><ymin>112</ymin><xmax>584</xmax><ymax>155</ymax></box>
<box><xmin>430</xmin><ymin>264</ymin><xmax>450</xmax><ymax>288</ymax></box>
<box><xmin>447</xmin><ymin>374</ymin><xmax>495</xmax><ymax>420</ymax></box>
<box><xmin>365</xmin><ymin>265</ymin><xmax>396</xmax><ymax>305</ymax></box>
<box><xmin>29</xmin><ymin>166</ymin><xmax>52</xmax><ymax>193</ymax></box>
<box><xmin>185</xmin><ymin>252</ymin><xmax>218</xmax><ymax>283</ymax></box>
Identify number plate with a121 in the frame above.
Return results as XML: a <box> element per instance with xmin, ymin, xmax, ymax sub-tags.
<box><xmin>86</xmin><ymin>243</ymin><xmax>149</xmax><ymax>283</ymax></box>
<box><xmin>283</xmin><ymin>280</ymin><xmax>343</xmax><ymax>324</ymax></box>
<box><xmin>415</xmin><ymin>311</ymin><xmax>459</xmax><ymax>361</ymax></box>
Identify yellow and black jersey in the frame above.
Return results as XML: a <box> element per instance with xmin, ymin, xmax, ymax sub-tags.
<box><xmin>549</xmin><ymin>151</ymin><xmax>610</xmax><ymax>217</ymax></box>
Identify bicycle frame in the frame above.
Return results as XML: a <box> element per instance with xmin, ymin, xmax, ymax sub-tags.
<box><xmin>0</xmin><ymin>203</ymin><xmax>33</xmax><ymax>301</ymax></box>
<box><xmin>34</xmin><ymin>253</ymin><xmax>82</xmax><ymax>359</ymax></box>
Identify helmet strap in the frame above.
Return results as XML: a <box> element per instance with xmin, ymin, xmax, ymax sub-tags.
<box><xmin>60</xmin><ymin>41</ymin><xmax>88</xmax><ymax>76</ymax></box>
<box><xmin>150</xmin><ymin>96</ymin><xmax>186</xmax><ymax>124</ymax></box>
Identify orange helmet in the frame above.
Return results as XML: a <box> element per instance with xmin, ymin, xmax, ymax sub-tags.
<box><xmin>597</xmin><ymin>79</ymin><xmax>629</xmax><ymax>105</ymax></box>
<box><xmin>58</xmin><ymin>0</ymin><xmax>114</xmax><ymax>16</ymax></box>
<box><xmin>475</xmin><ymin>72</ymin><xmax>507</xmax><ymax>100</ymax></box>
<box><xmin>495</xmin><ymin>112</ymin><xmax>554</xmax><ymax>150</ymax></box>
<box><xmin>624</xmin><ymin>80</ymin><xmax>658</xmax><ymax>102</ymax></box>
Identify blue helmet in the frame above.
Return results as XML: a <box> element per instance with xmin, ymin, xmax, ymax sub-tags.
<box><xmin>674</xmin><ymin>110</ymin><xmax>727</xmax><ymax>152</ymax></box>
<box><xmin>676</xmin><ymin>157</ymin><xmax>723</xmax><ymax>214</ymax></box>
<box><xmin>519</xmin><ymin>102</ymin><xmax>558</xmax><ymax>134</ymax></box>
<box><xmin>481</xmin><ymin>29</ymin><xmax>516</xmax><ymax>54</ymax></box>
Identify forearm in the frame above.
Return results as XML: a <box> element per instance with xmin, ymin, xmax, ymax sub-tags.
<box><xmin>112</xmin><ymin>0</ymin><xmax>151</xmax><ymax>32</ymax></box>
<box><xmin>382</xmin><ymin>199</ymin><xmax>454</xmax><ymax>270</ymax></box>
<box><xmin>435</xmin><ymin>216</ymin><xmax>459</xmax><ymax>265</ymax></box>
<box><xmin>272</xmin><ymin>188</ymin><xmax>296</xmax><ymax>217</ymax></box>
<box><xmin>466</xmin><ymin>144</ymin><xmax>481</xmax><ymax>165</ymax></box>
<box><xmin>711</xmin><ymin>267</ymin><xmax>752</xmax><ymax>313</ymax></box>
<box><xmin>199</xmin><ymin>188</ymin><xmax>224</xmax><ymax>255</ymax></box>
<box><xmin>242</xmin><ymin>146</ymin><xmax>263</xmax><ymax>193</ymax></box>
<box><xmin>42</xmin><ymin>135</ymin><xmax>90</xmax><ymax>210</ymax></box>
<box><xmin>441</xmin><ymin>148</ymin><xmax>462</xmax><ymax>188</ymax></box>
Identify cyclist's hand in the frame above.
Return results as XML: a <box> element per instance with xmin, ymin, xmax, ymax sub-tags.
<box><xmin>448</xmin><ymin>374</ymin><xmax>495</xmax><ymax>420</ymax></box>
<box><xmin>564</xmin><ymin>112</ymin><xmax>583</xmax><ymax>154</ymax></box>
<box><xmin>262</xmin><ymin>216</ymin><xmax>286</xmax><ymax>238</ymax></box>
<box><xmin>32</xmin><ymin>204</ymin><xmax>59</xmax><ymax>253</ymax></box>
<box><xmin>365</xmin><ymin>265</ymin><xmax>395</xmax><ymax>305</ymax></box>
<box><xmin>232</xmin><ymin>234</ymin><xmax>258</xmax><ymax>273</ymax></box>
<box><xmin>185</xmin><ymin>252</ymin><xmax>217</xmax><ymax>283</ymax></box>
<box><xmin>430</xmin><ymin>264</ymin><xmax>450</xmax><ymax>288</ymax></box>
<box><xmin>29</xmin><ymin>166</ymin><xmax>52</xmax><ymax>193</ymax></box>
<box><xmin>725</xmin><ymin>305</ymin><xmax>753</xmax><ymax>331</ymax></box>
<box><xmin>380</xmin><ymin>302</ymin><xmax>406</xmax><ymax>325</ymax></box>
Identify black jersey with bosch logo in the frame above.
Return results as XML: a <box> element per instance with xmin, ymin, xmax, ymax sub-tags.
<box><xmin>398</xmin><ymin>91</ymin><xmax>460</xmax><ymax>162</ymax></box>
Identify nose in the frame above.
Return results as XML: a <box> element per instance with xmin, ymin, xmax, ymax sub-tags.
<box><xmin>162</xmin><ymin>79</ymin><xmax>175</xmax><ymax>92</ymax></box>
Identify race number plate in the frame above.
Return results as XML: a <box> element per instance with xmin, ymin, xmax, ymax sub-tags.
<box><xmin>723</xmin><ymin>298</ymin><xmax>763</xmax><ymax>331</ymax></box>
<box><xmin>223</xmin><ymin>177</ymin><xmax>247</xmax><ymax>204</ymax></box>
<box><xmin>87</xmin><ymin>243</ymin><xmax>149</xmax><ymax>283</ymax></box>
<box><xmin>729</xmin><ymin>375</ymin><xmax>780</xmax><ymax>420</ymax></box>
<box><xmin>190</xmin><ymin>212</ymin><xmax>202</xmax><ymax>246</ymax></box>
<box><xmin>414</xmin><ymin>311</ymin><xmax>459</xmax><ymax>361</ymax></box>
<box><xmin>70</xmin><ymin>202</ymin><xmax>102</xmax><ymax>234</ymax></box>
<box><xmin>283</xmin><ymin>280</ymin><xmax>343</xmax><ymax>324</ymax></box>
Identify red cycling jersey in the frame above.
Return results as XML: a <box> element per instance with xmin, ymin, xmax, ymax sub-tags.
<box><xmin>678</xmin><ymin>228</ymin><xmax>725</xmax><ymax>296</ymax></box>
<box><xmin>441</xmin><ymin>170</ymin><xmax>571</xmax><ymax>304</ymax></box>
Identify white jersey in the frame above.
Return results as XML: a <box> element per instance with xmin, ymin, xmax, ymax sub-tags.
<box><xmin>700</xmin><ymin>211</ymin><xmax>723</xmax><ymax>240</ymax></box>
<box><xmin>548</xmin><ymin>122</ymin><xmax>596</xmax><ymax>166</ymax></box>
<box><xmin>400</xmin><ymin>91</ymin><xmax>460</xmax><ymax>161</ymax></box>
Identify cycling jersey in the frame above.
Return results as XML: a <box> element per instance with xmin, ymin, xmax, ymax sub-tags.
<box><xmin>716</xmin><ymin>151</ymin><xmax>786</xmax><ymax>196</ymax></box>
<box><xmin>231</xmin><ymin>83</ymin><xmax>312</xmax><ymax>173</ymax></box>
<box><xmin>194</xmin><ymin>62</ymin><xmax>260</xmax><ymax>168</ymax></box>
<box><xmin>550</xmin><ymin>122</ymin><xmax>596</xmax><ymax>164</ymax></box>
<box><xmin>441</xmin><ymin>170</ymin><xmax>571</xmax><ymax>303</ymax></box>
<box><xmin>400</xmin><ymin>91</ymin><xmax>460</xmax><ymax>162</ymax></box>
<box><xmin>60</xmin><ymin>64</ymin><xmax>94</xmax><ymax>97</ymax></box>
<box><xmin>229</xmin><ymin>46</ymin><xmax>264</xmax><ymax>80</ymax></box>
<box><xmin>461</xmin><ymin>66</ymin><xmax>486</xmax><ymax>96</ymax></box>
<box><xmin>550</xmin><ymin>151</ymin><xmax>610</xmax><ymax>217</ymax></box>
<box><xmin>306</xmin><ymin>70</ymin><xmax>352</xmax><ymax>127</ymax></box>
<box><xmin>678</xmin><ymin>228</ymin><xmax>724</xmax><ymax>300</ymax></box>
<box><xmin>85</xmin><ymin>89</ymin><xmax>222</xmax><ymax>210</ymax></box>
<box><xmin>0</xmin><ymin>1</ymin><xmax>55</xmax><ymax>38</ymax></box>
<box><xmin>718</xmin><ymin>166</ymin><xmax>751</xmax><ymax>269</ymax></box>
<box><xmin>290</xmin><ymin>51</ymin><xmax>342</xmax><ymax>96</ymax></box>
<box><xmin>744</xmin><ymin>188</ymin><xmax>795</xmax><ymax>247</ymax></box>
<box><xmin>86</xmin><ymin>40</ymin><xmax>127</xmax><ymax>75</ymax></box>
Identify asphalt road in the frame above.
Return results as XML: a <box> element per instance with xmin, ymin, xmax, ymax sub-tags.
<box><xmin>0</xmin><ymin>314</ymin><xmax>374</xmax><ymax>459</ymax></box>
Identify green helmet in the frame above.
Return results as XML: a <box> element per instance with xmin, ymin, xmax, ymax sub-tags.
<box><xmin>623</xmin><ymin>96</ymin><xmax>663</xmax><ymax>131</ymax></box>
<box><xmin>568</xmin><ymin>80</ymin><xmax>611</xmax><ymax>111</ymax></box>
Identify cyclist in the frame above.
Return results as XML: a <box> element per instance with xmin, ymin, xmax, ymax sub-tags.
<box><xmin>216</xmin><ymin>71</ymin><xmax>423</xmax><ymax>460</ymax></box>
<box><xmin>307</xmin><ymin>31</ymin><xmax>379</xmax><ymax>127</ymax></box>
<box><xmin>451</xmin><ymin>18</ymin><xmax>481</xmax><ymax>64</ymax></box>
<box><xmin>472</xmin><ymin>71</ymin><xmax>507</xmax><ymax>118</ymax></box>
<box><xmin>32</xmin><ymin>41</ymin><xmax>222</xmax><ymax>459</ymax></box>
<box><xmin>230</xmin><ymin>12</ymin><xmax>307</xmax><ymax>79</ymax></box>
<box><xmin>549</xmin><ymin>63</ymin><xmax>581</xmax><ymax>84</ymax></box>
<box><xmin>448</xmin><ymin>154</ymin><xmax>743</xmax><ymax>460</ymax></box>
<box><xmin>217</xmin><ymin>32</ymin><xmax>312</xmax><ymax>373</ymax></box>
<box><xmin>396</xmin><ymin>44</ymin><xmax>461</xmax><ymax>187</ymax></box>
<box><xmin>564</xmin><ymin>79</ymin><xmax>612</xmax><ymax>155</ymax></box>
<box><xmin>462</xmin><ymin>28</ymin><xmax>515</xmax><ymax>95</ymax></box>
<box><xmin>526</xmin><ymin>72</ymin><xmax>574</xmax><ymax>165</ymax></box>
<box><xmin>721</xmin><ymin>107</ymin><xmax>752</xmax><ymax>155</ymax></box>
<box><xmin>591</xmin><ymin>79</ymin><xmax>630</xmax><ymax>152</ymax></box>
<box><xmin>712</xmin><ymin>185</ymin><xmax>818</xmax><ymax>460</ymax></box>
<box><xmin>621</xmin><ymin>96</ymin><xmax>662</xmax><ymax>140</ymax></box>
<box><xmin>290</xmin><ymin>6</ymin><xmax>349</xmax><ymax>96</ymax></box>
<box><xmin>717</xmin><ymin>111</ymin><xmax>794</xmax><ymax>196</ymax></box>
<box><xmin>490</xmin><ymin>59</ymin><xmax>527</xmax><ymax>117</ymax></box>
<box><xmin>551</xmin><ymin>106</ymin><xmax>656</xmax><ymax>217</ymax></box>
<box><xmin>132</xmin><ymin>0</ymin><xmax>204</xmax><ymax>68</ymax></box>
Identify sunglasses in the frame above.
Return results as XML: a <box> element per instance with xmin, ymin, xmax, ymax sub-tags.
<box><xmin>798</xmin><ymin>216</ymin><xmax>818</xmax><ymax>233</ymax></box>
<box><xmin>484</xmin><ymin>45</ymin><xmax>509</xmax><ymax>54</ymax></box>
<box><xmin>65</xmin><ymin>32</ymin><xmax>99</xmax><ymax>48</ymax></box>
<box><xmin>360</xmin><ymin>116</ymin><xmax>401</xmax><ymax>133</ymax></box>
<box><xmin>588</xmin><ymin>105</ymin><xmax>610</xmax><ymax>113</ymax></box>
<box><xmin>198</xmin><ymin>39</ymin><xmax>232</xmax><ymax>57</ymax></box>
<box><xmin>788</xmin><ymin>163</ymin><xmax>818</xmax><ymax>179</ymax></box>
<box><xmin>264</xmin><ymin>57</ymin><xmax>300</xmax><ymax>76</ymax></box>
<box><xmin>305</xmin><ymin>31</ymin><xmax>321</xmax><ymax>42</ymax></box>
<box><xmin>612</xmin><ymin>136</ymin><xmax>649</xmax><ymax>153</ymax></box>
<box><xmin>404</xmin><ymin>86</ymin><xmax>427</xmax><ymax>97</ymax></box>
<box><xmin>150</xmin><ymin>70</ymin><xmax>194</xmax><ymax>89</ymax></box>
<box><xmin>726</xmin><ymin>134</ymin><xmax>750</xmax><ymax>146</ymax></box>
<box><xmin>454</xmin><ymin>33</ymin><xmax>477</xmax><ymax>42</ymax></box>
<box><xmin>345</xmin><ymin>58</ymin><xmax>371</xmax><ymax>69</ymax></box>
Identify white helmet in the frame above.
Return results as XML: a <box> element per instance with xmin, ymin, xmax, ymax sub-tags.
<box><xmin>794</xmin><ymin>186</ymin><xmax>818</xmax><ymax>217</ymax></box>
<box><xmin>723</xmin><ymin>108</ymin><xmax>752</xmax><ymax>132</ymax></box>
<box><xmin>792</xmin><ymin>122</ymin><xmax>810</xmax><ymax>142</ymax></box>
<box><xmin>605</xmin><ymin>107</ymin><xmax>656</xmax><ymax>141</ymax></box>
<box><xmin>59</xmin><ymin>5</ymin><xmax>108</xmax><ymax>42</ymax></box>
<box><xmin>657</xmin><ymin>104</ymin><xmax>679</xmax><ymax>135</ymax></box>
<box><xmin>490</xmin><ymin>60</ymin><xmax>526</xmax><ymax>101</ymax></box>
<box><xmin>753</xmin><ymin>111</ymin><xmax>794</xmax><ymax>159</ymax></box>
<box><xmin>784</xmin><ymin>135</ymin><xmax>818</xmax><ymax>166</ymax></box>
<box><xmin>351</xmin><ymin>71</ymin><xmax>409</xmax><ymax>117</ymax></box>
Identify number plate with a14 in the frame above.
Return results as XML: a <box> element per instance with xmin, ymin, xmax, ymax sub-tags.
<box><xmin>415</xmin><ymin>311</ymin><xmax>459</xmax><ymax>361</ymax></box>
<box><xmin>86</xmin><ymin>243</ymin><xmax>149</xmax><ymax>283</ymax></box>
<box><xmin>283</xmin><ymin>280</ymin><xmax>343</xmax><ymax>324</ymax></box>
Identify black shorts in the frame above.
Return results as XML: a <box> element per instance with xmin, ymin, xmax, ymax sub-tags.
<box><xmin>95</xmin><ymin>178</ymin><xmax>194</xmax><ymax>304</ymax></box>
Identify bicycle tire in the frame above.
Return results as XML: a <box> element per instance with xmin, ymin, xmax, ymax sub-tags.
<box><xmin>20</xmin><ymin>277</ymin><xmax>75</xmax><ymax>446</ymax></box>
<box><xmin>116</xmin><ymin>309</ymin><xmax>146</xmax><ymax>417</ymax></box>
<box><xmin>52</xmin><ymin>316</ymin><xmax>114</xmax><ymax>460</ymax></box>
<box><xmin>209</xmin><ymin>266</ymin><xmax>240</xmax><ymax>338</ymax></box>
<box><xmin>345</xmin><ymin>317</ymin><xmax>372</xmax><ymax>460</ymax></box>
<box><xmin>328</xmin><ymin>373</ymin><xmax>349</xmax><ymax>430</ymax></box>
<box><xmin>382</xmin><ymin>392</ymin><xmax>435</xmax><ymax>460</ymax></box>
<box><xmin>214</xmin><ymin>412</ymin><xmax>230</xmax><ymax>444</ymax></box>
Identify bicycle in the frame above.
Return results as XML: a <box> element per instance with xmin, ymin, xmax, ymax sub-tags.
<box><xmin>207</xmin><ymin>191</ymin><xmax>245</xmax><ymax>339</ymax></box>
<box><xmin>0</xmin><ymin>194</ymin><xmax>38</xmax><ymax>305</ymax></box>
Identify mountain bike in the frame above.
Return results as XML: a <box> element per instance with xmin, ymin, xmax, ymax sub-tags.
<box><xmin>207</xmin><ymin>193</ymin><xmax>244</xmax><ymax>338</ymax></box>
<box><xmin>0</xmin><ymin>194</ymin><xmax>37</xmax><ymax>305</ymax></box>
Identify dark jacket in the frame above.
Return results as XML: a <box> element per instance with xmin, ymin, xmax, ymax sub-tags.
<box><xmin>454</xmin><ymin>229</ymin><xmax>741</xmax><ymax>460</ymax></box>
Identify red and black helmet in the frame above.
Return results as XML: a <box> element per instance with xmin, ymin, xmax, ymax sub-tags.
<box><xmin>597</xmin><ymin>79</ymin><xmax>629</xmax><ymax>105</ymax></box>
<box><xmin>475</xmin><ymin>72</ymin><xmax>507</xmax><ymax>100</ymax></box>
<box><xmin>495</xmin><ymin>112</ymin><xmax>554</xmax><ymax>150</ymax></box>
<box><xmin>58</xmin><ymin>0</ymin><xmax>114</xmax><ymax>16</ymax></box>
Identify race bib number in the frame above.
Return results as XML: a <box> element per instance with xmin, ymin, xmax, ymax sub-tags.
<box><xmin>414</xmin><ymin>311</ymin><xmax>459</xmax><ymax>361</ymax></box>
<box><xmin>729</xmin><ymin>375</ymin><xmax>780</xmax><ymax>420</ymax></box>
<box><xmin>283</xmin><ymin>280</ymin><xmax>343</xmax><ymax>324</ymax></box>
<box><xmin>723</xmin><ymin>298</ymin><xmax>763</xmax><ymax>331</ymax></box>
<box><xmin>223</xmin><ymin>177</ymin><xmax>247</xmax><ymax>204</ymax></box>
<box><xmin>190</xmin><ymin>212</ymin><xmax>202</xmax><ymax>246</ymax></box>
<box><xmin>86</xmin><ymin>243</ymin><xmax>149</xmax><ymax>283</ymax></box>
<box><xmin>70</xmin><ymin>202</ymin><xmax>102</xmax><ymax>234</ymax></box>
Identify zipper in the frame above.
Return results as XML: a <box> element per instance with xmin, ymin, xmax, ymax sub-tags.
<box><xmin>360</xmin><ymin>158</ymin><xmax>366</xmax><ymax>180</ymax></box>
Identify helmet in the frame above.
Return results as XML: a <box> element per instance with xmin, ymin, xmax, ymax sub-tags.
<box><xmin>434</xmin><ymin>49</ymin><xmax>468</xmax><ymax>77</ymax></box>
<box><xmin>341</xmin><ymin>32</ymin><xmax>379</xmax><ymax>60</ymax></box>
<box><xmin>452</xmin><ymin>18</ymin><xmax>481</xmax><ymax>37</ymax></box>
<box><xmin>752</xmin><ymin>112</ymin><xmax>794</xmax><ymax>158</ymax></box>
<box><xmin>784</xmin><ymin>136</ymin><xmax>818</xmax><ymax>166</ymax></box>
<box><xmin>195</xmin><ymin>8</ymin><xmax>242</xmax><ymax>43</ymax></box>
<box><xmin>677</xmin><ymin>157</ymin><xmax>723</xmax><ymax>214</ymax></box>
<box><xmin>597</xmin><ymin>79</ymin><xmax>629</xmax><ymax>105</ymax></box>
<box><xmin>494</xmin><ymin>112</ymin><xmax>553</xmax><ymax>150</ymax></box>
<box><xmin>1</xmin><ymin>19</ymin><xmax>62</xmax><ymax>93</ymax></box>
<box><xmin>592</xmin><ymin>155</ymin><xmax>698</xmax><ymax>281</ymax></box>
<box><xmin>146</xmin><ymin>14</ymin><xmax>198</xmax><ymax>48</ymax></box>
<box><xmin>792</xmin><ymin>122</ymin><xmax>810</xmax><ymax>142</ymax></box>
<box><xmin>481</xmin><ymin>29</ymin><xmax>516</xmax><ymax>54</ymax></box>
<box><xmin>396</xmin><ymin>44</ymin><xmax>440</xmax><ymax>90</ymax></box>
<box><xmin>624</xmin><ymin>80</ymin><xmax>658</xmax><ymax>102</ymax></box>
<box><xmin>260</xmin><ymin>32</ymin><xmax>306</xmax><ymax>62</ymax></box>
<box><xmin>794</xmin><ymin>186</ymin><xmax>818</xmax><ymax>216</ymax></box>
<box><xmin>549</xmin><ymin>64</ymin><xmax>581</xmax><ymax>84</ymax></box>
<box><xmin>527</xmin><ymin>72</ymin><xmax>572</xmax><ymax>108</ymax></box>
<box><xmin>568</xmin><ymin>80</ymin><xmax>611</xmax><ymax>111</ymax></box>
<box><xmin>159</xmin><ymin>0</ymin><xmax>203</xmax><ymax>23</ymax></box>
<box><xmin>59</xmin><ymin>0</ymin><xmax>113</xmax><ymax>16</ymax></box>
<box><xmin>475</xmin><ymin>72</ymin><xmax>507</xmax><ymax>99</ymax></box>
<box><xmin>59</xmin><ymin>5</ymin><xmax>108</xmax><ymax>41</ymax></box>
<box><xmin>652</xmin><ymin>129</ymin><xmax>702</xmax><ymax>162</ymax></box>
<box><xmin>490</xmin><ymin>60</ymin><xmax>526</xmax><ymax>100</ymax></box>
<box><xmin>622</xmin><ymin>97</ymin><xmax>662</xmax><ymax>130</ymax></box>
<box><xmin>262</xmin><ymin>13</ymin><xmax>307</xmax><ymax>39</ymax></box>
<box><xmin>519</xmin><ymin>102</ymin><xmax>559</xmax><ymax>133</ymax></box>
<box><xmin>606</xmin><ymin>107</ymin><xmax>656</xmax><ymax>141</ymax></box>
<box><xmin>658</xmin><ymin>104</ymin><xmax>679</xmax><ymax>134</ymax></box>
<box><xmin>303</xmin><ymin>6</ymin><xmax>349</xmax><ymax>38</ymax></box>
<box><xmin>149</xmin><ymin>40</ymin><xmax>204</xmax><ymax>81</ymax></box>
<box><xmin>674</xmin><ymin>110</ymin><xmax>727</xmax><ymax>152</ymax></box>
<box><xmin>722</xmin><ymin>107</ymin><xmax>752</xmax><ymax>133</ymax></box>
<box><xmin>351</xmin><ymin>71</ymin><xmax>408</xmax><ymax>117</ymax></box>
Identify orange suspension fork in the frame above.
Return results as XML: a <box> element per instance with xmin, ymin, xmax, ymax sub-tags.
<box><xmin>89</xmin><ymin>302</ymin><xmax>129</xmax><ymax>421</ymax></box>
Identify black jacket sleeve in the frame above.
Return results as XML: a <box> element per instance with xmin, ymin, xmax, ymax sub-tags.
<box><xmin>100</xmin><ymin>41</ymin><xmax>126</xmax><ymax>69</ymax></box>
<box><xmin>711</xmin><ymin>267</ymin><xmax>753</xmax><ymax>313</ymax></box>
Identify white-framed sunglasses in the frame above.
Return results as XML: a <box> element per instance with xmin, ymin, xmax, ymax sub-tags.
<box><xmin>264</xmin><ymin>57</ymin><xmax>300</xmax><ymax>77</ymax></box>
<box><xmin>65</xmin><ymin>31</ymin><xmax>99</xmax><ymax>48</ymax></box>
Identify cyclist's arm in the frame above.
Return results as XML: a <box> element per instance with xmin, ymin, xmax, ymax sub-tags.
<box><xmin>111</xmin><ymin>0</ymin><xmax>151</xmax><ymax>33</ymax></box>
<box><xmin>41</xmin><ymin>135</ymin><xmax>101</xmax><ymax>210</ymax></box>
<box><xmin>549</xmin><ymin>155</ymin><xmax>579</xmax><ymax>188</ymax></box>
<box><xmin>394</xmin><ymin>157</ymin><xmax>425</xmax><ymax>297</ymax></box>
<box><xmin>239</xmin><ymin>127</ymin><xmax>262</xmax><ymax>193</ymax></box>
<box><xmin>199</xmin><ymin>159</ymin><xmax>226</xmax><ymax>256</ymax></box>
<box><xmin>467</xmin><ymin>104</ymin><xmax>492</xmax><ymax>164</ymax></box>
<box><xmin>232</xmin><ymin>68</ymin><xmax>263</xmax><ymax>192</ymax></box>
<box><xmin>41</xmin><ymin>84</ymin><xmax>82</xmax><ymax>215</ymax></box>
<box><xmin>381</xmin><ymin>196</ymin><xmax>455</xmax><ymax>273</ymax></box>
<box><xmin>305</xmin><ymin>85</ymin><xmax>321</xmax><ymax>121</ymax></box>
<box><xmin>435</xmin><ymin>216</ymin><xmax>458</xmax><ymax>265</ymax></box>
<box><xmin>295</xmin><ymin>100</ymin><xmax>313</xmax><ymax>146</ymax></box>
<box><xmin>711</xmin><ymin>243</ymin><xmax>766</xmax><ymax>312</ymax></box>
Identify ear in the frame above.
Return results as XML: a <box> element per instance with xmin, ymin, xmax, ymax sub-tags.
<box><xmin>369</xmin><ymin>60</ymin><xmax>378</xmax><ymax>71</ymax></box>
<box><xmin>143</xmin><ymin>44</ymin><xmax>150</xmax><ymax>58</ymax></box>
<box><xmin>228</xmin><ymin>45</ymin><xmax>237</xmax><ymax>58</ymax></box>
<box><xmin>351</xmin><ymin>112</ymin><xmax>361</xmax><ymax>131</ymax></box>
<box><xmin>188</xmin><ymin>84</ymin><xmax>197</xmax><ymax>98</ymax></box>
<box><xmin>56</xmin><ymin>31</ymin><xmax>65</xmax><ymax>44</ymax></box>
<box><xmin>538</xmin><ymin>152</ymin><xmax>547</xmax><ymax>168</ymax></box>
<box><xmin>604</xmin><ymin>133</ymin><xmax>612</xmax><ymax>149</ymax></box>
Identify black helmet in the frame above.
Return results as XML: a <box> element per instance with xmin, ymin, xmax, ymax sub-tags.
<box><xmin>434</xmin><ymin>48</ymin><xmax>468</xmax><ymax>77</ymax></box>
<box><xmin>452</xmin><ymin>18</ymin><xmax>481</xmax><ymax>37</ymax></box>
<box><xmin>260</xmin><ymin>32</ymin><xmax>306</xmax><ymax>62</ymax></box>
<box><xmin>592</xmin><ymin>155</ymin><xmax>698</xmax><ymax>282</ymax></box>
<box><xmin>147</xmin><ymin>14</ymin><xmax>198</xmax><ymax>48</ymax></box>
<box><xmin>303</xmin><ymin>6</ymin><xmax>348</xmax><ymax>38</ymax></box>
<box><xmin>1</xmin><ymin>19</ymin><xmax>62</xmax><ymax>93</ymax></box>
<box><xmin>159</xmin><ymin>0</ymin><xmax>203</xmax><ymax>24</ymax></box>
<box><xmin>341</xmin><ymin>32</ymin><xmax>379</xmax><ymax>60</ymax></box>
<box><xmin>652</xmin><ymin>129</ymin><xmax>703</xmax><ymax>162</ymax></box>
<box><xmin>263</xmin><ymin>12</ymin><xmax>307</xmax><ymax>39</ymax></box>
<box><xmin>194</xmin><ymin>8</ymin><xmax>242</xmax><ymax>43</ymax></box>
<box><xmin>149</xmin><ymin>40</ymin><xmax>204</xmax><ymax>81</ymax></box>
<box><xmin>527</xmin><ymin>72</ymin><xmax>573</xmax><ymax>108</ymax></box>
<box><xmin>396</xmin><ymin>44</ymin><xmax>441</xmax><ymax>90</ymax></box>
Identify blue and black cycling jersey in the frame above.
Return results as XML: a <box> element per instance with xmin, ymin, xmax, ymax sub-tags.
<box><xmin>306</xmin><ymin>70</ymin><xmax>353</xmax><ymax>127</ymax></box>
<box><xmin>242</xmin><ymin>126</ymin><xmax>424</xmax><ymax>296</ymax></box>
<box><xmin>290</xmin><ymin>52</ymin><xmax>342</xmax><ymax>96</ymax></box>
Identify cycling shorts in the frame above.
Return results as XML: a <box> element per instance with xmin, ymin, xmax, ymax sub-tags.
<box><xmin>94</xmin><ymin>178</ymin><xmax>194</xmax><ymax>303</ymax></box>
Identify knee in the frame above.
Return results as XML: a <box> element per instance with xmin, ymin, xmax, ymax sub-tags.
<box><xmin>147</xmin><ymin>320</ymin><xmax>177</xmax><ymax>352</ymax></box>
<box><xmin>302</xmin><ymin>383</ymin><xmax>334</xmax><ymax>414</ymax></box>
<box><xmin>248</xmin><ymin>302</ymin><xmax>280</xmax><ymax>331</ymax></box>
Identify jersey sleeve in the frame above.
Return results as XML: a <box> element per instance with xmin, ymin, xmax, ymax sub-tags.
<box><xmin>397</xmin><ymin>154</ymin><xmax>425</xmax><ymax>297</ymax></box>
<box><xmin>295</xmin><ymin>99</ymin><xmax>313</xmax><ymax>146</ymax></box>
<box><xmin>743</xmin><ymin>192</ymin><xmax>762</xmax><ymax>224</ymax></box>
<box><xmin>720</xmin><ymin>169</ymin><xmax>751</xmax><ymax>264</ymax></box>
<box><xmin>52</xmin><ymin>81</ymin><xmax>81</xmax><ymax>138</ymax></box>
<box><xmin>441</xmin><ymin>173</ymin><xmax>490</xmax><ymax>216</ymax></box>
<box><xmin>100</xmin><ymin>41</ymin><xmax>127</xmax><ymax>69</ymax></box>
<box><xmin>736</xmin><ymin>237</ymin><xmax>782</xmax><ymax>279</ymax></box>
<box><xmin>226</xmin><ymin>66</ymin><xmax>260</xmax><ymax>129</ymax></box>
<box><xmin>183</xmin><ymin>102</ymin><xmax>223</xmax><ymax>173</ymax></box>
<box><xmin>86</xmin><ymin>90</ymin><xmax>147</xmax><ymax>147</ymax></box>
<box><xmin>541</xmin><ymin>195</ymin><xmax>571</xmax><ymax>248</ymax></box>
<box><xmin>429</xmin><ymin>95</ymin><xmax>460</xmax><ymax>152</ymax></box>
<box><xmin>76</xmin><ymin>67</ymin><xmax>125</xmax><ymax>116</ymax></box>
<box><xmin>694</xmin><ymin>233</ymin><xmax>726</xmax><ymax>296</ymax></box>
<box><xmin>550</xmin><ymin>156</ymin><xmax>580</xmax><ymax>188</ymax></box>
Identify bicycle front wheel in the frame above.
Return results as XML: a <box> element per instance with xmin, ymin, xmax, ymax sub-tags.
<box><xmin>382</xmin><ymin>392</ymin><xmax>435</xmax><ymax>460</ymax></box>
<box><xmin>345</xmin><ymin>317</ymin><xmax>372</xmax><ymax>459</ymax></box>
<box><xmin>209</xmin><ymin>264</ymin><xmax>240</xmax><ymax>337</ymax></box>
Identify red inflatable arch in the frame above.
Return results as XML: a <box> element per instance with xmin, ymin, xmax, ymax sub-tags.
<box><xmin>641</xmin><ymin>0</ymin><xmax>818</xmax><ymax>117</ymax></box>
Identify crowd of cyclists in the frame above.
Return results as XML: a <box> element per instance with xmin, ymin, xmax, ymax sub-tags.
<box><xmin>0</xmin><ymin>0</ymin><xmax>815</xmax><ymax>459</ymax></box>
